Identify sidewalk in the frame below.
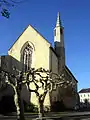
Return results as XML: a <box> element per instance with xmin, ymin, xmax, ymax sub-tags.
<box><xmin>1</xmin><ymin>111</ymin><xmax>90</xmax><ymax>120</ymax></box>
<box><xmin>47</xmin><ymin>111</ymin><xmax>90</xmax><ymax>117</ymax></box>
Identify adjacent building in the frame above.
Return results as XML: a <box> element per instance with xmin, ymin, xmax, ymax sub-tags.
<box><xmin>79</xmin><ymin>88</ymin><xmax>90</xmax><ymax>108</ymax></box>
<box><xmin>79</xmin><ymin>88</ymin><xmax>90</xmax><ymax>103</ymax></box>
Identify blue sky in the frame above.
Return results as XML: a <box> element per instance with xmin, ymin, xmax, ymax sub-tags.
<box><xmin>0</xmin><ymin>0</ymin><xmax>90</xmax><ymax>91</ymax></box>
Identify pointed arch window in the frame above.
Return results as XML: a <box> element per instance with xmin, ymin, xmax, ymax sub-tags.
<box><xmin>22</xmin><ymin>44</ymin><xmax>33</xmax><ymax>72</ymax></box>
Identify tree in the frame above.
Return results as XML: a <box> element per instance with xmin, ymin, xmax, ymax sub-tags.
<box><xmin>24</xmin><ymin>67</ymin><xmax>71</xmax><ymax>119</ymax></box>
<box><xmin>0</xmin><ymin>0</ymin><xmax>26</xmax><ymax>18</ymax></box>
<box><xmin>0</xmin><ymin>70</ymin><xmax>25</xmax><ymax>120</ymax></box>
<box><xmin>0</xmin><ymin>67</ymin><xmax>73</xmax><ymax>120</ymax></box>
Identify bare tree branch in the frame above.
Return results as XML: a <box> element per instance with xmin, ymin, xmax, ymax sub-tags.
<box><xmin>0</xmin><ymin>0</ymin><xmax>27</xmax><ymax>18</ymax></box>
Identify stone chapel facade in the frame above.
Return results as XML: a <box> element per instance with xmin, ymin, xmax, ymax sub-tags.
<box><xmin>0</xmin><ymin>13</ymin><xmax>78</xmax><ymax>110</ymax></box>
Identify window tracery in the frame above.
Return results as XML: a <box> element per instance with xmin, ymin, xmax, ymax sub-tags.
<box><xmin>22</xmin><ymin>43</ymin><xmax>33</xmax><ymax>72</ymax></box>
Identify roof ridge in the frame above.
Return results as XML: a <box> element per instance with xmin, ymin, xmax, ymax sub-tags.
<box><xmin>8</xmin><ymin>24</ymin><xmax>51</xmax><ymax>52</ymax></box>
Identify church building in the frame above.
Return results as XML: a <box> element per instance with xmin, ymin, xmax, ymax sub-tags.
<box><xmin>0</xmin><ymin>12</ymin><xmax>79</xmax><ymax>111</ymax></box>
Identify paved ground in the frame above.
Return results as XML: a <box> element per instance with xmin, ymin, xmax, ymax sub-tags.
<box><xmin>1</xmin><ymin>112</ymin><xmax>90</xmax><ymax>120</ymax></box>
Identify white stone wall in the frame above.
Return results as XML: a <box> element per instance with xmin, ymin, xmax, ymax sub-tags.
<box><xmin>8</xmin><ymin>25</ymin><xmax>50</xmax><ymax>70</ymax></box>
<box><xmin>8</xmin><ymin>25</ymin><xmax>51</xmax><ymax>107</ymax></box>
<box><xmin>79</xmin><ymin>93</ymin><xmax>90</xmax><ymax>103</ymax></box>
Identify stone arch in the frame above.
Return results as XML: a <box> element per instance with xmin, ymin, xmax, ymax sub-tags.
<box><xmin>20</xmin><ymin>41</ymin><xmax>35</xmax><ymax>54</ymax></box>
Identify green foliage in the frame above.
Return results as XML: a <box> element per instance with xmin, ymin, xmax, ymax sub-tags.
<box><xmin>24</xmin><ymin>102</ymin><xmax>38</xmax><ymax>113</ymax></box>
<box><xmin>44</xmin><ymin>106</ymin><xmax>50</xmax><ymax>112</ymax></box>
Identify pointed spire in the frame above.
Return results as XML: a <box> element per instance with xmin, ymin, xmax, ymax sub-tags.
<box><xmin>56</xmin><ymin>12</ymin><xmax>62</xmax><ymax>27</ymax></box>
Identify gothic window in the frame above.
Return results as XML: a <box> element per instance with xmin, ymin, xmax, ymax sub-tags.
<box><xmin>22</xmin><ymin>44</ymin><xmax>33</xmax><ymax>72</ymax></box>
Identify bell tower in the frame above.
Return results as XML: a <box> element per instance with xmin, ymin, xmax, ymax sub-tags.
<box><xmin>54</xmin><ymin>12</ymin><xmax>65</xmax><ymax>72</ymax></box>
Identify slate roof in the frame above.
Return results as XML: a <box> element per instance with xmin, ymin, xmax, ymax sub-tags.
<box><xmin>79</xmin><ymin>88</ymin><xmax>90</xmax><ymax>93</ymax></box>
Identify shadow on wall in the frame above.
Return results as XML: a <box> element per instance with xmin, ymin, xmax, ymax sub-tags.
<box><xmin>0</xmin><ymin>95</ymin><xmax>16</xmax><ymax>115</ymax></box>
<box><xmin>51</xmin><ymin>100</ymin><xmax>66</xmax><ymax>112</ymax></box>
